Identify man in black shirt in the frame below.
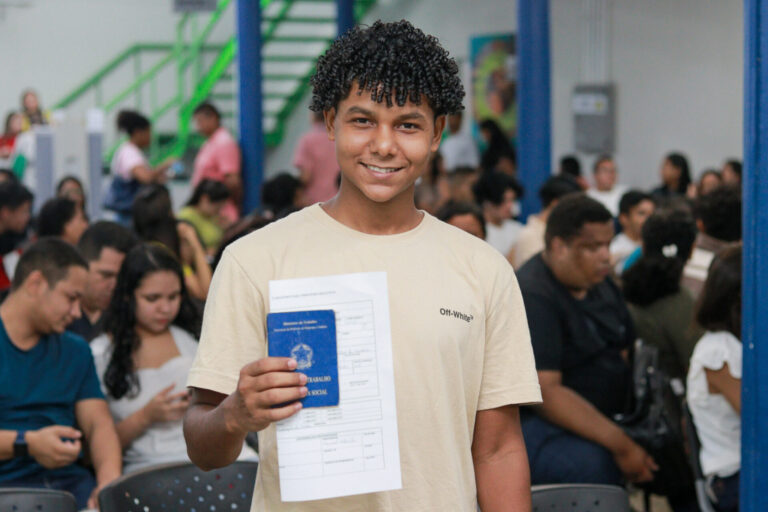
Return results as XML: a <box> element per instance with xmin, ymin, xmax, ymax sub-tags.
<box><xmin>67</xmin><ymin>222</ymin><xmax>138</xmax><ymax>341</ymax></box>
<box><xmin>517</xmin><ymin>194</ymin><xmax>657</xmax><ymax>485</ymax></box>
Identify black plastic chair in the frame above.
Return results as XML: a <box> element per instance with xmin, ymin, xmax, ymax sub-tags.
<box><xmin>531</xmin><ymin>484</ymin><xmax>631</xmax><ymax>511</ymax></box>
<box><xmin>99</xmin><ymin>461</ymin><xmax>258</xmax><ymax>512</ymax></box>
<box><xmin>0</xmin><ymin>488</ymin><xmax>77</xmax><ymax>512</ymax></box>
<box><xmin>682</xmin><ymin>401</ymin><xmax>718</xmax><ymax>512</ymax></box>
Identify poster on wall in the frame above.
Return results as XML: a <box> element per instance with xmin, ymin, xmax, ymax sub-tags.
<box><xmin>470</xmin><ymin>33</ymin><xmax>517</xmax><ymax>142</ymax></box>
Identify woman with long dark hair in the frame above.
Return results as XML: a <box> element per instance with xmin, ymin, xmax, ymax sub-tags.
<box><xmin>622</xmin><ymin>209</ymin><xmax>701</xmax><ymax>381</ymax></box>
<box><xmin>653</xmin><ymin>152</ymin><xmax>692</xmax><ymax>198</ymax></box>
<box><xmin>479</xmin><ymin>118</ymin><xmax>516</xmax><ymax>175</ymax></box>
<box><xmin>686</xmin><ymin>245</ymin><xmax>742</xmax><ymax>512</ymax></box>
<box><xmin>90</xmin><ymin>244</ymin><xmax>253</xmax><ymax>472</ymax></box>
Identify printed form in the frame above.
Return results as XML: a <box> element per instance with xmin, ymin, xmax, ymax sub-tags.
<box><xmin>268</xmin><ymin>272</ymin><xmax>402</xmax><ymax>502</ymax></box>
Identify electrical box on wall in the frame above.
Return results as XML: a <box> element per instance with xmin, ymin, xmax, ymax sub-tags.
<box><xmin>573</xmin><ymin>84</ymin><xmax>615</xmax><ymax>154</ymax></box>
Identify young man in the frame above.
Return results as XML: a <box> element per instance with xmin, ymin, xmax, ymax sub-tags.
<box><xmin>610</xmin><ymin>190</ymin><xmax>655</xmax><ymax>274</ymax></box>
<box><xmin>0</xmin><ymin>238</ymin><xmax>121</xmax><ymax>509</ymax></box>
<box><xmin>516</xmin><ymin>195</ymin><xmax>657</xmax><ymax>486</ymax></box>
<box><xmin>473</xmin><ymin>169</ymin><xmax>524</xmax><ymax>261</ymax></box>
<box><xmin>192</xmin><ymin>102</ymin><xmax>242</xmax><ymax>224</ymax></box>
<box><xmin>440</xmin><ymin>111</ymin><xmax>480</xmax><ymax>172</ymax></box>
<box><xmin>512</xmin><ymin>175</ymin><xmax>581</xmax><ymax>269</ymax></box>
<box><xmin>586</xmin><ymin>155</ymin><xmax>628</xmax><ymax>217</ymax></box>
<box><xmin>184</xmin><ymin>20</ymin><xmax>541</xmax><ymax>512</ymax></box>
<box><xmin>67</xmin><ymin>221</ymin><xmax>139</xmax><ymax>341</ymax></box>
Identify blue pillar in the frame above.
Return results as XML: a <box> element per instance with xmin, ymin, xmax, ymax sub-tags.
<box><xmin>517</xmin><ymin>0</ymin><xmax>551</xmax><ymax>217</ymax></box>
<box><xmin>237</xmin><ymin>0</ymin><xmax>264</xmax><ymax>213</ymax></box>
<box><xmin>337</xmin><ymin>0</ymin><xmax>355</xmax><ymax>37</ymax></box>
<box><xmin>742</xmin><ymin>1</ymin><xmax>768</xmax><ymax>510</ymax></box>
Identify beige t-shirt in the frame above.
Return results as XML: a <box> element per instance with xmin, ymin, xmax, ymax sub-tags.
<box><xmin>187</xmin><ymin>204</ymin><xmax>541</xmax><ymax>512</ymax></box>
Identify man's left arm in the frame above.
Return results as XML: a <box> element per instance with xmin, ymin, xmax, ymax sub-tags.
<box><xmin>75</xmin><ymin>398</ymin><xmax>122</xmax><ymax>507</ymax></box>
<box><xmin>472</xmin><ymin>405</ymin><xmax>531</xmax><ymax>512</ymax></box>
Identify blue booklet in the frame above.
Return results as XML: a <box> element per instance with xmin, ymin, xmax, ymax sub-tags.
<box><xmin>267</xmin><ymin>310</ymin><xmax>340</xmax><ymax>408</ymax></box>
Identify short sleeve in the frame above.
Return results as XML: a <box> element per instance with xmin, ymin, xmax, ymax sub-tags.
<box><xmin>477</xmin><ymin>260</ymin><xmax>542</xmax><ymax>410</ymax></box>
<box><xmin>691</xmin><ymin>332</ymin><xmax>742</xmax><ymax>379</ymax></box>
<box><xmin>114</xmin><ymin>144</ymin><xmax>147</xmax><ymax>180</ymax></box>
<box><xmin>187</xmin><ymin>249</ymin><xmax>266</xmax><ymax>395</ymax></box>
<box><xmin>521</xmin><ymin>290</ymin><xmax>565</xmax><ymax>371</ymax></box>
<box><xmin>76</xmin><ymin>342</ymin><xmax>105</xmax><ymax>401</ymax></box>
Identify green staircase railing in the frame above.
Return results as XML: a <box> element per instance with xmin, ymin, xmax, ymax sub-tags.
<box><xmin>53</xmin><ymin>0</ymin><xmax>377</xmax><ymax>166</ymax></box>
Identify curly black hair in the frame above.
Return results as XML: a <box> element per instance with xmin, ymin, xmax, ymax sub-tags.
<box><xmin>309</xmin><ymin>20</ymin><xmax>464</xmax><ymax>116</ymax></box>
<box><xmin>103</xmin><ymin>243</ymin><xmax>201</xmax><ymax>400</ymax></box>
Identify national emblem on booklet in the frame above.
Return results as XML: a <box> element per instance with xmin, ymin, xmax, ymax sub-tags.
<box><xmin>267</xmin><ymin>310</ymin><xmax>340</xmax><ymax>408</ymax></box>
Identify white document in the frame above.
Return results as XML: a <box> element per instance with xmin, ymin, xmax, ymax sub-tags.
<box><xmin>269</xmin><ymin>272</ymin><xmax>402</xmax><ymax>502</ymax></box>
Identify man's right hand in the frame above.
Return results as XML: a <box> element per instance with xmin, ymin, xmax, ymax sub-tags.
<box><xmin>223</xmin><ymin>357</ymin><xmax>307</xmax><ymax>435</ymax></box>
<box><xmin>613</xmin><ymin>438</ymin><xmax>658</xmax><ymax>483</ymax></box>
<box><xmin>26</xmin><ymin>426</ymin><xmax>82</xmax><ymax>469</ymax></box>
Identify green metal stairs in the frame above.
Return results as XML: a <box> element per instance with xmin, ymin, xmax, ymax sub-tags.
<box><xmin>52</xmin><ymin>0</ymin><xmax>376</xmax><ymax>165</ymax></box>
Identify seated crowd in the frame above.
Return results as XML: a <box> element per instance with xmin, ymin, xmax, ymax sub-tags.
<box><xmin>0</xmin><ymin>90</ymin><xmax>744</xmax><ymax>512</ymax></box>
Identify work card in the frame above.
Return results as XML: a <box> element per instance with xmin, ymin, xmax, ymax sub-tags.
<box><xmin>267</xmin><ymin>310</ymin><xmax>339</xmax><ymax>408</ymax></box>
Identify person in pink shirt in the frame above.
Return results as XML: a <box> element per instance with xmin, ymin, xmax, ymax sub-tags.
<box><xmin>192</xmin><ymin>103</ymin><xmax>242</xmax><ymax>225</ymax></box>
<box><xmin>292</xmin><ymin>111</ymin><xmax>339</xmax><ymax>205</ymax></box>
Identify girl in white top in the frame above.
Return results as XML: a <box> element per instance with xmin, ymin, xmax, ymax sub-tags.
<box><xmin>91</xmin><ymin>243</ymin><xmax>255</xmax><ymax>473</ymax></box>
<box><xmin>686</xmin><ymin>245</ymin><xmax>741</xmax><ymax>512</ymax></box>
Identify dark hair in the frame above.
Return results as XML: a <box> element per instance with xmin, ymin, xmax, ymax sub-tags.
<box><xmin>619</xmin><ymin>190</ymin><xmax>654</xmax><ymax>217</ymax></box>
<box><xmin>261</xmin><ymin>173</ymin><xmax>301</xmax><ymax>217</ymax></box>
<box><xmin>309</xmin><ymin>20</ymin><xmax>464</xmax><ymax>117</ymax></box>
<box><xmin>11</xmin><ymin>237</ymin><xmax>87</xmax><ymax>291</ymax></box>
<box><xmin>3</xmin><ymin>111</ymin><xmax>18</xmax><ymax>135</ymax></box>
<box><xmin>665</xmin><ymin>152</ymin><xmax>692</xmax><ymax>194</ymax></box>
<box><xmin>116</xmin><ymin>110</ymin><xmax>150</xmax><ymax>136</ymax></box>
<box><xmin>545</xmin><ymin>193</ymin><xmax>613</xmax><ymax>249</ymax></box>
<box><xmin>539</xmin><ymin>175</ymin><xmax>581</xmax><ymax>209</ymax></box>
<box><xmin>559</xmin><ymin>155</ymin><xmax>582</xmax><ymax>177</ymax></box>
<box><xmin>473</xmin><ymin>170</ymin><xmax>523</xmax><ymax>206</ymax></box>
<box><xmin>479</xmin><ymin>118</ymin><xmax>516</xmax><ymax>171</ymax></box>
<box><xmin>36</xmin><ymin>197</ymin><xmax>79</xmax><ymax>238</ymax></box>
<box><xmin>193</xmin><ymin>102</ymin><xmax>221</xmax><ymax>120</ymax></box>
<box><xmin>133</xmin><ymin>184</ymin><xmax>173</xmax><ymax>236</ymax></box>
<box><xmin>186</xmin><ymin>179</ymin><xmax>229</xmax><ymax>207</ymax></box>
<box><xmin>0</xmin><ymin>180</ymin><xmax>33</xmax><ymax>210</ymax></box>
<box><xmin>696</xmin><ymin>244</ymin><xmax>741</xmax><ymax>338</ymax></box>
<box><xmin>622</xmin><ymin>210</ymin><xmax>697</xmax><ymax>306</ymax></box>
<box><xmin>56</xmin><ymin>175</ymin><xmax>84</xmax><ymax>196</ymax></box>
<box><xmin>78</xmin><ymin>221</ymin><xmax>139</xmax><ymax>262</ymax></box>
<box><xmin>139</xmin><ymin>218</ymin><xmax>181</xmax><ymax>258</ymax></box>
<box><xmin>0</xmin><ymin>169</ymin><xmax>16</xmax><ymax>183</ymax></box>
<box><xmin>724</xmin><ymin>159</ymin><xmax>742</xmax><ymax>179</ymax></box>
<box><xmin>102</xmin><ymin>243</ymin><xmax>201</xmax><ymax>399</ymax></box>
<box><xmin>592</xmin><ymin>154</ymin><xmax>613</xmax><ymax>173</ymax></box>
<box><xmin>436</xmin><ymin>201</ymin><xmax>486</xmax><ymax>239</ymax></box>
<box><xmin>699</xmin><ymin>169</ymin><xmax>722</xmax><ymax>183</ymax></box>
<box><xmin>694</xmin><ymin>186</ymin><xmax>742</xmax><ymax>242</ymax></box>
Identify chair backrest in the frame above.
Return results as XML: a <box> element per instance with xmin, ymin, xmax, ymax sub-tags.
<box><xmin>682</xmin><ymin>400</ymin><xmax>718</xmax><ymax>512</ymax></box>
<box><xmin>531</xmin><ymin>484</ymin><xmax>631</xmax><ymax>512</ymax></box>
<box><xmin>0</xmin><ymin>488</ymin><xmax>77</xmax><ymax>512</ymax></box>
<box><xmin>99</xmin><ymin>461</ymin><xmax>258</xmax><ymax>512</ymax></box>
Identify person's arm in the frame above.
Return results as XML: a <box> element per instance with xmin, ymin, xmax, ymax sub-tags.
<box><xmin>75</xmin><ymin>398</ymin><xmax>122</xmax><ymax>508</ymax></box>
<box><xmin>472</xmin><ymin>405</ymin><xmax>531</xmax><ymax>512</ymax></box>
<box><xmin>705</xmin><ymin>363</ymin><xmax>741</xmax><ymax>413</ymax></box>
<box><xmin>0</xmin><ymin>430</ymin><xmax>16</xmax><ymax>460</ymax></box>
<box><xmin>536</xmin><ymin>370</ymin><xmax>657</xmax><ymax>483</ymax></box>
<box><xmin>223</xmin><ymin>173</ymin><xmax>242</xmax><ymax>208</ymax></box>
<box><xmin>131</xmin><ymin>164</ymin><xmax>167</xmax><ymax>185</ymax></box>
<box><xmin>0</xmin><ymin>426</ymin><xmax>82</xmax><ymax>466</ymax></box>
<box><xmin>184</xmin><ymin>357</ymin><xmax>306</xmax><ymax>470</ymax></box>
<box><xmin>178</xmin><ymin>223</ymin><xmax>212</xmax><ymax>300</ymax></box>
<box><xmin>114</xmin><ymin>384</ymin><xmax>189</xmax><ymax>449</ymax></box>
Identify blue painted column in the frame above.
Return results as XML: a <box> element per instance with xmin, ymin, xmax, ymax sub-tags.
<box><xmin>337</xmin><ymin>0</ymin><xmax>355</xmax><ymax>37</ymax></box>
<box><xmin>237</xmin><ymin>0</ymin><xmax>264</xmax><ymax>213</ymax></box>
<box><xmin>517</xmin><ymin>0</ymin><xmax>551</xmax><ymax>217</ymax></box>
<box><xmin>741</xmin><ymin>1</ymin><xmax>768</xmax><ymax>510</ymax></box>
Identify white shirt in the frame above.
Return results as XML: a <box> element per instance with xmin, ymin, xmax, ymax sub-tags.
<box><xmin>587</xmin><ymin>185</ymin><xmax>628</xmax><ymax>217</ymax></box>
<box><xmin>110</xmin><ymin>141</ymin><xmax>147</xmax><ymax>181</ymax></box>
<box><xmin>486</xmin><ymin>219</ymin><xmax>523</xmax><ymax>257</ymax></box>
<box><xmin>686</xmin><ymin>331</ymin><xmax>742</xmax><ymax>478</ymax></box>
<box><xmin>92</xmin><ymin>326</ymin><xmax>256</xmax><ymax>473</ymax></box>
<box><xmin>610</xmin><ymin>232</ymin><xmax>640</xmax><ymax>275</ymax></box>
<box><xmin>440</xmin><ymin>132</ymin><xmax>479</xmax><ymax>171</ymax></box>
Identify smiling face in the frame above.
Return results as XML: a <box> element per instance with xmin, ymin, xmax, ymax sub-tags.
<box><xmin>134</xmin><ymin>270</ymin><xmax>181</xmax><ymax>335</ymax></box>
<box><xmin>324</xmin><ymin>83</ymin><xmax>445</xmax><ymax>206</ymax></box>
